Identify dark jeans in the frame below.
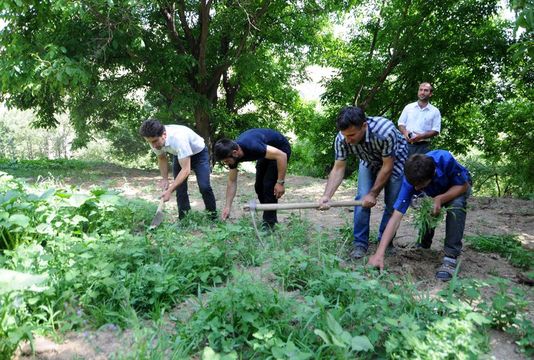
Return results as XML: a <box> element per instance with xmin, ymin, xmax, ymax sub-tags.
<box><xmin>407</xmin><ymin>142</ymin><xmax>430</xmax><ymax>157</ymax></box>
<box><xmin>172</xmin><ymin>147</ymin><xmax>216</xmax><ymax>219</ymax></box>
<box><xmin>419</xmin><ymin>186</ymin><xmax>470</xmax><ymax>258</ymax></box>
<box><xmin>255</xmin><ymin>158</ymin><xmax>279</xmax><ymax>227</ymax></box>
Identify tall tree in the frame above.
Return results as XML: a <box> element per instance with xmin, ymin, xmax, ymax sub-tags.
<box><xmin>321</xmin><ymin>0</ymin><xmax>509</xmax><ymax>154</ymax></box>
<box><xmin>0</xmin><ymin>0</ymin><xmax>339</xmax><ymax>153</ymax></box>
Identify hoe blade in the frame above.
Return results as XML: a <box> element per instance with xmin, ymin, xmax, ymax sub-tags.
<box><xmin>149</xmin><ymin>199</ymin><xmax>165</xmax><ymax>229</ymax></box>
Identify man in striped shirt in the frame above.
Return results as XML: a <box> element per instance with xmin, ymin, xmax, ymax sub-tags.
<box><xmin>319</xmin><ymin>106</ymin><xmax>408</xmax><ymax>259</ymax></box>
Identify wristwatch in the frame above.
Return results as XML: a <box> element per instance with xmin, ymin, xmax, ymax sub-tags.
<box><xmin>276</xmin><ymin>179</ymin><xmax>285</xmax><ymax>185</ymax></box>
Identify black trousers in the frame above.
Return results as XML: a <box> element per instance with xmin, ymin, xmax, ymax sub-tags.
<box><xmin>254</xmin><ymin>158</ymin><xmax>279</xmax><ymax>227</ymax></box>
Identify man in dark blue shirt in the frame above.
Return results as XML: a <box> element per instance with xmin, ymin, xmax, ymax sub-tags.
<box><xmin>214</xmin><ymin>129</ymin><xmax>291</xmax><ymax>229</ymax></box>
<box><xmin>368</xmin><ymin>150</ymin><xmax>471</xmax><ymax>281</ymax></box>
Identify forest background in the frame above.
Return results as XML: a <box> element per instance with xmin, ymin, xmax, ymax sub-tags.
<box><xmin>0</xmin><ymin>0</ymin><xmax>532</xmax><ymax>196</ymax></box>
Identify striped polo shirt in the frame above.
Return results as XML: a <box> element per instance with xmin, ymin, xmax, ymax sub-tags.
<box><xmin>334</xmin><ymin>116</ymin><xmax>408</xmax><ymax>179</ymax></box>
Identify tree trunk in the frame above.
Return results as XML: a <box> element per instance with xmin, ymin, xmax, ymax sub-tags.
<box><xmin>194</xmin><ymin>105</ymin><xmax>212</xmax><ymax>158</ymax></box>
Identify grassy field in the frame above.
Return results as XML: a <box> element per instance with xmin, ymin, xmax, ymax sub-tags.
<box><xmin>1</xmin><ymin>159</ymin><xmax>533</xmax><ymax>359</ymax></box>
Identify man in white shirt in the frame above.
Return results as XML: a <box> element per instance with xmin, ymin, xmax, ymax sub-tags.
<box><xmin>140</xmin><ymin>118</ymin><xmax>216</xmax><ymax>220</ymax></box>
<box><xmin>398</xmin><ymin>82</ymin><xmax>441</xmax><ymax>156</ymax></box>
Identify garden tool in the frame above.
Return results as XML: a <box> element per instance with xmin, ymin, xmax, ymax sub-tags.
<box><xmin>243</xmin><ymin>199</ymin><xmax>364</xmax><ymax>212</ymax></box>
<box><xmin>244</xmin><ymin>199</ymin><xmax>364</xmax><ymax>243</ymax></box>
<box><xmin>149</xmin><ymin>198</ymin><xmax>165</xmax><ymax>229</ymax></box>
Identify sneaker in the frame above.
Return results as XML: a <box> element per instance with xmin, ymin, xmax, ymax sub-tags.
<box><xmin>435</xmin><ymin>256</ymin><xmax>458</xmax><ymax>282</ymax></box>
<box><xmin>349</xmin><ymin>246</ymin><xmax>368</xmax><ymax>259</ymax></box>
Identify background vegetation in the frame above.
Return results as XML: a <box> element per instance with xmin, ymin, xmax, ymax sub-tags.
<box><xmin>0</xmin><ymin>0</ymin><xmax>532</xmax><ymax>196</ymax></box>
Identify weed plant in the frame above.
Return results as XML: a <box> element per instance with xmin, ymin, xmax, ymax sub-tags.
<box><xmin>411</xmin><ymin>196</ymin><xmax>447</xmax><ymax>244</ymax></box>
<box><xmin>179</xmin><ymin>274</ymin><xmax>303</xmax><ymax>356</ymax></box>
<box><xmin>465</xmin><ymin>234</ymin><xmax>534</xmax><ymax>269</ymax></box>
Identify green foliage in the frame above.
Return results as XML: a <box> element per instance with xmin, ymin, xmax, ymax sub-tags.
<box><xmin>477</xmin><ymin>95</ymin><xmax>534</xmax><ymax>197</ymax></box>
<box><xmin>0</xmin><ymin>269</ymin><xmax>48</xmax><ymax>360</ymax></box>
<box><xmin>0</xmin><ymin>167</ymin><xmax>531</xmax><ymax>358</ymax></box>
<box><xmin>271</xmin><ymin>249</ymin><xmax>323</xmax><ymax>290</ymax></box>
<box><xmin>180</xmin><ymin>275</ymin><xmax>300</xmax><ymax>356</ymax></box>
<box><xmin>465</xmin><ymin>234</ymin><xmax>534</xmax><ymax>269</ymax></box>
<box><xmin>452</xmin><ymin>277</ymin><xmax>534</xmax><ymax>356</ymax></box>
<box><xmin>0</xmin><ymin>0</ymin><xmax>337</xmax><ymax>151</ymax></box>
<box><xmin>288</xmin><ymin>102</ymin><xmax>336</xmax><ymax>178</ymax></box>
<box><xmin>410</xmin><ymin>196</ymin><xmax>447</xmax><ymax>244</ymax></box>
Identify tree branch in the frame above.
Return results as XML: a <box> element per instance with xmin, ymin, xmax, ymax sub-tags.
<box><xmin>161</xmin><ymin>4</ymin><xmax>186</xmax><ymax>54</ymax></box>
<box><xmin>177</xmin><ymin>0</ymin><xmax>197</xmax><ymax>55</ymax></box>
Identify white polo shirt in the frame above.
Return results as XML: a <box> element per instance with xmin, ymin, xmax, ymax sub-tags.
<box><xmin>398</xmin><ymin>101</ymin><xmax>441</xmax><ymax>135</ymax></box>
<box><xmin>152</xmin><ymin>125</ymin><xmax>205</xmax><ymax>159</ymax></box>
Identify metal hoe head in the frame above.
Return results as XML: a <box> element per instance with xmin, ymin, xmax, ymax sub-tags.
<box><xmin>149</xmin><ymin>198</ymin><xmax>165</xmax><ymax>229</ymax></box>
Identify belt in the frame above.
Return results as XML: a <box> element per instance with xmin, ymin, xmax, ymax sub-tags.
<box><xmin>409</xmin><ymin>141</ymin><xmax>430</xmax><ymax>145</ymax></box>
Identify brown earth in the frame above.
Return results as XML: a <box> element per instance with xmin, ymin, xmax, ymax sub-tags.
<box><xmin>15</xmin><ymin>165</ymin><xmax>534</xmax><ymax>359</ymax></box>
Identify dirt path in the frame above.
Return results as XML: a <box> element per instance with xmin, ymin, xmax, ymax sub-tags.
<box><xmin>16</xmin><ymin>165</ymin><xmax>534</xmax><ymax>359</ymax></box>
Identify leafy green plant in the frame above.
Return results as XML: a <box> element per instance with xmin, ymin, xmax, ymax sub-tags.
<box><xmin>314</xmin><ymin>312</ymin><xmax>373</xmax><ymax>357</ymax></box>
<box><xmin>466</xmin><ymin>234</ymin><xmax>534</xmax><ymax>269</ymax></box>
<box><xmin>0</xmin><ymin>269</ymin><xmax>48</xmax><ymax>360</ymax></box>
<box><xmin>180</xmin><ymin>275</ymin><xmax>299</xmax><ymax>356</ymax></box>
<box><xmin>411</xmin><ymin>196</ymin><xmax>447</xmax><ymax>244</ymax></box>
<box><xmin>271</xmin><ymin>249</ymin><xmax>322</xmax><ymax>290</ymax></box>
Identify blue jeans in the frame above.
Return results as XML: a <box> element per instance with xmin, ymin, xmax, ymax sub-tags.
<box><xmin>353</xmin><ymin>161</ymin><xmax>403</xmax><ymax>250</ymax></box>
<box><xmin>419</xmin><ymin>186</ymin><xmax>470</xmax><ymax>258</ymax></box>
<box><xmin>172</xmin><ymin>147</ymin><xmax>216</xmax><ymax>219</ymax></box>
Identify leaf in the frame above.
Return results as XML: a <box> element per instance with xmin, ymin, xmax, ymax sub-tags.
<box><xmin>351</xmin><ymin>335</ymin><xmax>373</xmax><ymax>352</ymax></box>
<box><xmin>0</xmin><ymin>269</ymin><xmax>48</xmax><ymax>294</ymax></box>
<box><xmin>314</xmin><ymin>329</ymin><xmax>331</xmax><ymax>344</ymax></box>
<box><xmin>8</xmin><ymin>213</ymin><xmax>30</xmax><ymax>228</ymax></box>
<box><xmin>466</xmin><ymin>312</ymin><xmax>491</xmax><ymax>325</ymax></box>
<box><xmin>326</xmin><ymin>312</ymin><xmax>344</xmax><ymax>335</ymax></box>
<box><xmin>39</xmin><ymin>188</ymin><xmax>56</xmax><ymax>200</ymax></box>
<box><xmin>64</xmin><ymin>194</ymin><xmax>90</xmax><ymax>207</ymax></box>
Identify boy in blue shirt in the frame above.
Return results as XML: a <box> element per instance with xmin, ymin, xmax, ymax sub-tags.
<box><xmin>368</xmin><ymin>150</ymin><xmax>471</xmax><ymax>281</ymax></box>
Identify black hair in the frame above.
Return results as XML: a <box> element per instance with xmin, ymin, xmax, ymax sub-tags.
<box><xmin>336</xmin><ymin>106</ymin><xmax>367</xmax><ymax>131</ymax></box>
<box><xmin>139</xmin><ymin>118</ymin><xmax>165</xmax><ymax>137</ymax></box>
<box><xmin>404</xmin><ymin>154</ymin><xmax>436</xmax><ymax>186</ymax></box>
<box><xmin>213</xmin><ymin>139</ymin><xmax>239</xmax><ymax>161</ymax></box>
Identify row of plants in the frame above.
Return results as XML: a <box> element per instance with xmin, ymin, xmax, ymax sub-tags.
<box><xmin>0</xmin><ymin>171</ymin><xmax>532</xmax><ymax>359</ymax></box>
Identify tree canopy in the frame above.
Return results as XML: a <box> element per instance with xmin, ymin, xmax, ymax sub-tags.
<box><xmin>0</xmin><ymin>0</ymin><xmax>342</xmax><ymax>152</ymax></box>
<box><xmin>1</xmin><ymin>0</ymin><xmax>532</xmax><ymax>194</ymax></box>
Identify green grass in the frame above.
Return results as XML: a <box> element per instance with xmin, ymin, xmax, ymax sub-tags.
<box><xmin>0</xmin><ymin>158</ymin><xmax>104</xmax><ymax>179</ymax></box>
<box><xmin>1</xmin><ymin>164</ymin><xmax>533</xmax><ymax>358</ymax></box>
<box><xmin>466</xmin><ymin>234</ymin><xmax>534</xmax><ymax>270</ymax></box>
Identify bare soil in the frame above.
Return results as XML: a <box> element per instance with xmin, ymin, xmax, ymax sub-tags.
<box><xmin>16</xmin><ymin>165</ymin><xmax>534</xmax><ymax>359</ymax></box>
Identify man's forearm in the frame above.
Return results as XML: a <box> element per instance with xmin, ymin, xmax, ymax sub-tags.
<box><xmin>225</xmin><ymin>181</ymin><xmax>237</xmax><ymax>207</ymax></box>
<box><xmin>375</xmin><ymin>211</ymin><xmax>403</xmax><ymax>256</ymax></box>
<box><xmin>436</xmin><ymin>184</ymin><xmax>468</xmax><ymax>205</ymax></box>
<box><xmin>323</xmin><ymin>167</ymin><xmax>345</xmax><ymax>199</ymax></box>
<box><xmin>276</xmin><ymin>153</ymin><xmax>288</xmax><ymax>181</ymax></box>
<box><xmin>419</xmin><ymin>130</ymin><xmax>439</xmax><ymax>140</ymax></box>
<box><xmin>369</xmin><ymin>164</ymin><xmax>393</xmax><ymax>197</ymax></box>
<box><xmin>158</xmin><ymin>155</ymin><xmax>169</xmax><ymax>179</ymax></box>
<box><xmin>168</xmin><ymin>169</ymin><xmax>190</xmax><ymax>193</ymax></box>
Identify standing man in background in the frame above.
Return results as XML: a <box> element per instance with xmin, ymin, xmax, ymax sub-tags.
<box><xmin>398</xmin><ymin>82</ymin><xmax>441</xmax><ymax>156</ymax></box>
<box><xmin>139</xmin><ymin>118</ymin><xmax>216</xmax><ymax>220</ymax></box>
<box><xmin>319</xmin><ymin>106</ymin><xmax>408</xmax><ymax>259</ymax></box>
<box><xmin>213</xmin><ymin>129</ymin><xmax>291</xmax><ymax>230</ymax></box>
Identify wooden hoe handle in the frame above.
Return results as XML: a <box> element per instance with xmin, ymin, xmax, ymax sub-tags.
<box><xmin>243</xmin><ymin>200</ymin><xmax>363</xmax><ymax>212</ymax></box>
